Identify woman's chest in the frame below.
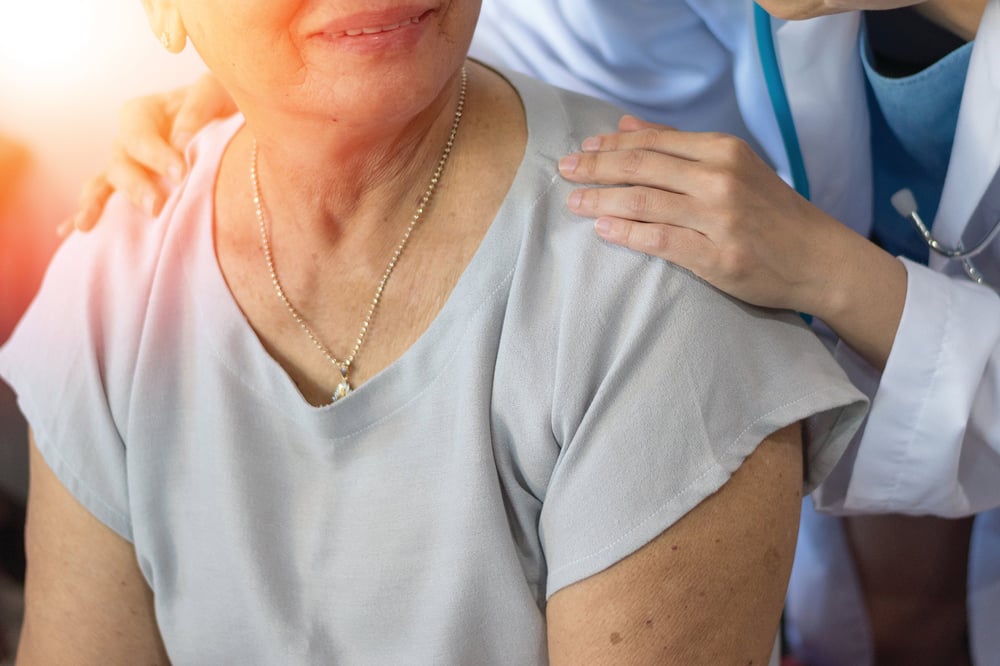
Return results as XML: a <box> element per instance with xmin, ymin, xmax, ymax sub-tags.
<box><xmin>121</xmin><ymin>336</ymin><xmax>557</xmax><ymax>664</ymax></box>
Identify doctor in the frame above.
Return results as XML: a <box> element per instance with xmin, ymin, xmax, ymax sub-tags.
<box><xmin>60</xmin><ymin>0</ymin><xmax>1000</xmax><ymax>663</ymax></box>
<box><xmin>559</xmin><ymin>1</ymin><xmax>999</xmax><ymax>663</ymax></box>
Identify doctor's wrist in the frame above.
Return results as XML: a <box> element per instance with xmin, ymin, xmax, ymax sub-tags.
<box><xmin>813</xmin><ymin>236</ymin><xmax>907</xmax><ymax>371</ymax></box>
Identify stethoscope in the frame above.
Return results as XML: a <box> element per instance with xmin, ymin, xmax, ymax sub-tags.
<box><xmin>890</xmin><ymin>188</ymin><xmax>1000</xmax><ymax>289</ymax></box>
<box><xmin>753</xmin><ymin>4</ymin><xmax>1000</xmax><ymax>292</ymax></box>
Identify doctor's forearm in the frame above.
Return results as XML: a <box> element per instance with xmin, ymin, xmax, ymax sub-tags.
<box><xmin>812</xmin><ymin>233</ymin><xmax>907</xmax><ymax>372</ymax></box>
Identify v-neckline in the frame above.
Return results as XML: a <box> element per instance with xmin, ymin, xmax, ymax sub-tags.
<box><xmin>183</xmin><ymin>68</ymin><xmax>559</xmax><ymax>436</ymax></box>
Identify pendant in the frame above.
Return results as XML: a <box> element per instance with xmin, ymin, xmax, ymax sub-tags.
<box><xmin>331</xmin><ymin>365</ymin><xmax>351</xmax><ymax>403</ymax></box>
<box><xmin>332</xmin><ymin>380</ymin><xmax>351</xmax><ymax>403</ymax></box>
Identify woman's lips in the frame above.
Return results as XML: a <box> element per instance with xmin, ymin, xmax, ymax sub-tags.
<box><xmin>337</xmin><ymin>14</ymin><xmax>424</xmax><ymax>37</ymax></box>
<box><xmin>313</xmin><ymin>8</ymin><xmax>434</xmax><ymax>39</ymax></box>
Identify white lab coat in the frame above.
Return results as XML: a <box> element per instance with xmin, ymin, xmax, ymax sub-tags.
<box><xmin>745</xmin><ymin>4</ymin><xmax>1000</xmax><ymax>663</ymax></box>
<box><xmin>745</xmin><ymin>2</ymin><xmax>1000</xmax><ymax>519</ymax></box>
<box><xmin>470</xmin><ymin>1</ymin><xmax>1000</xmax><ymax>662</ymax></box>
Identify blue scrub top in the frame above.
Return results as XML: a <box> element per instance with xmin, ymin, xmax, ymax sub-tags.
<box><xmin>863</xmin><ymin>23</ymin><xmax>973</xmax><ymax>263</ymax></box>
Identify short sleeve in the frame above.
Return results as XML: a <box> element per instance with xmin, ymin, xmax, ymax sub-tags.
<box><xmin>539</xmin><ymin>252</ymin><xmax>868</xmax><ymax>597</ymax></box>
<box><xmin>0</xmin><ymin>115</ymin><xmax>245</xmax><ymax>545</ymax></box>
<box><xmin>0</xmin><ymin>197</ymin><xmax>161</xmax><ymax>542</ymax></box>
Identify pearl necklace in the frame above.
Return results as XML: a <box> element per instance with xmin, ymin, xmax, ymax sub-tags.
<box><xmin>250</xmin><ymin>67</ymin><xmax>468</xmax><ymax>404</ymax></box>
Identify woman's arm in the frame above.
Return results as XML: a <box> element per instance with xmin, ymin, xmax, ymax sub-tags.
<box><xmin>546</xmin><ymin>423</ymin><xmax>801</xmax><ymax>664</ymax></box>
<box><xmin>65</xmin><ymin>73</ymin><xmax>235</xmax><ymax>235</ymax></box>
<box><xmin>17</xmin><ymin>433</ymin><xmax>168</xmax><ymax>665</ymax></box>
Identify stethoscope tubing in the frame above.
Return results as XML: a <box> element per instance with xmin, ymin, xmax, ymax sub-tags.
<box><xmin>753</xmin><ymin>3</ymin><xmax>810</xmax><ymax>200</ymax></box>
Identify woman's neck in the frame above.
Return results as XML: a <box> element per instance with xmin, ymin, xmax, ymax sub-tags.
<box><xmin>916</xmin><ymin>0</ymin><xmax>988</xmax><ymax>41</ymax></box>
<box><xmin>239</xmin><ymin>67</ymin><xmax>466</xmax><ymax>254</ymax></box>
<box><xmin>210</xmin><ymin>63</ymin><xmax>526</xmax><ymax>401</ymax></box>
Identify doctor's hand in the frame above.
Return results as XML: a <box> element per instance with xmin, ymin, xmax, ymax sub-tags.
<box><xmin>558</xmin><ymin>116</ymin><xmax>874</xmax><ymax>320</ymax></box>
<box><xmin>61</xmin><ymin>72</ymin><xmax>236</xmax><ymax>236</ymax></box>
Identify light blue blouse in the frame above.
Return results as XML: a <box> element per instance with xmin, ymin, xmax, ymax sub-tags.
<box><xmin>0</xmin><ymin>70</ymin><xmax>867</xmax><ymax>664</ymax></box>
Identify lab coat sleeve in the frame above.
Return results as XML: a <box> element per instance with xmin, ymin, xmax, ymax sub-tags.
<box><xmin>814</xmin><ymin>260</ymin><xmax>1000</xmax><ymax>517</ymax></box>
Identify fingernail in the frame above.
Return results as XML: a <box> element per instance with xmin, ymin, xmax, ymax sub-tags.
<box><xmin>558</xmin><ymin>155</ymin><xmax>579</xmax><ymax>175</ymax></box>
<box><xmin>168</xmin><ymin>161</ymin><xmax>184</xmax><ymax>183</ymax></box>
<box><xmin>568</xmin><ymin>191</ymin><xmax>582</xmax><ymax>210</ymax></box>
<box><xmin>595</xmin><ymin>218</ymin><xmax>613</xmax><ymax>236</ymax></box>
<box><xmin>582</xmin><ymin>136</ymin><xmax>601</xmax><ymax>151</ymax></box>
<box><xmin>142</xmin><ymin>193</ymin><xmax>157</xmax><ymax>216</ymax></box>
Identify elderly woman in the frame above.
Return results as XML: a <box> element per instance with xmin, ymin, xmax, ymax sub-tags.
<box><xmin>0</xmin><ymin>0</ymin><xmax>866</xmax><ymax>663</ymax></box>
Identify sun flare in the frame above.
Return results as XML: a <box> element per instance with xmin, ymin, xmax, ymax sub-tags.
<box><xmin>0</xmin><ymin>2</ymin><xmax>100</xmax><ymax>87</ymax></box>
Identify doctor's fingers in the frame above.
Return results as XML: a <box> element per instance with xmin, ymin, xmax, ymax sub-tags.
<box><xmin>60</xmin><ymin>173</ymin><xmax>113</xmax><ymax>236</ymax></box>
<box><xmin>558</xmin><ymin>145</ymin><xmax>713</xmax><ymax>193</ymax></box>
<box><xmin>565</xmin><ymin>158</ymin><xmax>763</xmax><ymax>241</ymax></box>
<box><xmin>593</xmin><ymin>216</ymin><xmax>719</xmax><ymax>276</ymax></box>
<box><xmin>105</xmin><ymin>140</ymin><xmax>168</xmax><ymax>219</ymax></box>
<box><xmin>567</xmin><ymin>185</ymin><xmax>712</xmax><ymax>234</ymax></box>
<box><xmin>560</xmin><ymin>139</ymin><xmax>767</xmax><ymax>207</ymax></box>
<box><xmin>118</xmin><ymin>92</ymin><xmax>188</xmax><ymax>186</ymax></box>
<box><xmin>577</xmin><ymin>121</ymin><xmax>761</xmax><ymax>168</ymax></box>
<box><xmin>65</xmin><ymin>94</ymin><xmax>173</xmax><ymax>233</ymax></box>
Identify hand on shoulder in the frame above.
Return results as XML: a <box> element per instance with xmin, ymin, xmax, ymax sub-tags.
<box><xmin>63</xmin><ymin>73</ymin><xmax>236</xmax><ymax>236</ymax></box>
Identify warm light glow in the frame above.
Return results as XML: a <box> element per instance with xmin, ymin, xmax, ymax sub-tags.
<box><xmin>0</xmin><ymin>2</ymin><xmax>99</xmax><ymax>86</ymax></box>
<box><xmin>0</xmin><ymin>0</ymin><xmax>204</xmax><ymax>216</ymax></box>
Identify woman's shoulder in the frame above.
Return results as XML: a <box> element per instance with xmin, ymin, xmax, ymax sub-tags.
<box><xmin>496</xmin><ymin>68</ymin><xmax>686</xmax><ymax>289</ymax></box>
<box><xmin>502</xmin><ymin>67</ymin><xmax>628</xmax><ymax>156</ymax></box>
<box><xmin>94</xmin><ymin>113</ymin><xmax>240</xmax><ymax>254</ymax></box>
<box><xmin>0</xmin><ymin>116</ymin><xmax>240</xmax><ymax>460</ymax></box>
<box><xmin>51</xmin><ymin>115</ymin><xmax>239</xmax><ymax>303</ymax></box>
<box><xmin>1</xmin><ymin>115</ymin><xmax>240</xmax><ymax>377</ymax></box>
<box><xmin>497</xmin><ymin>69</ymin><xmax>856</xmax><ymax>395</ymax></box>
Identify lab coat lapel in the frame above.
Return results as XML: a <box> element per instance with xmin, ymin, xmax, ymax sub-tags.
<box><xmin>960</xmin><ymin>173</ymin><xmax>1000</xmax><ymax>285</ymax></box>
<box><xmin>931</xmin><ymin>0</ymin><xmax>1000</xmax><ymax>274</ymax></box>
<box><xmin>771</xmin><ymin>12</ymin><xmax>873</xmax><ymax>237</ymax></box>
